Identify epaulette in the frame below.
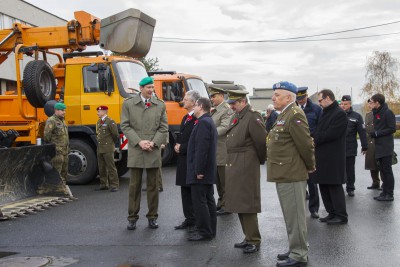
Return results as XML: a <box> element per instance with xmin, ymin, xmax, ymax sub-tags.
<box><xmin>291</xmin><ymin>105</ymin><xmax>301</xmax><ymax>114</ymax></box>
<box><xmin>124</xmin><ymin>96</ymin><xmax>134</xmax><ymax>101</ymax></box>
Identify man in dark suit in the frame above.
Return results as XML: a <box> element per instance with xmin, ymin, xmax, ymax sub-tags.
<box><xmin>174</xmin><ymin>90</ymin><xmax>200</xmax><ymax>230</ymax></box>
<box><xmin>186</xmin><ymin>97</ymin><xmax>218</xmax><ymax>241</ymax></box>
<box><xmin>313</xmin><ymin>89</ymin><xmax>348</xmax><ymax>225</ymax></box>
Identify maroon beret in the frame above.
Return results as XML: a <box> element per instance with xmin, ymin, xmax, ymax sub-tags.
<box><xmin>96</xmin><ymin>106</ymin><xmax>108</xmax><ymax>111</ymax></box>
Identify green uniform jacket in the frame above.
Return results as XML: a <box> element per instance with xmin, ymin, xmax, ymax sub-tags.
<box><xmin>97</xmin><ymin>116</ymin><xmax>119</xmax><ymax>154</ymax></box>
<box><xmin>44</xmin><ymin>114</ymin><xmax>69</xmax><ymax>155</ymax></box>
<box><xmin>224</xmin><ymin>104</ymin><xmax>267</xmax><ymax>213</ymax></box>
<box><xmin>364</xmin><ymin>112</ymin><xmax>378</xmax><ymax>170</ymax></box>
<box><xmin>266</xmin><ymin>102</ymin><xmax>315</xmax><ymax>183</ymax></box>
<box><xmin>120</xmin><ymin>94</ymin><xmax>168</xmax><ymax>168</ymax></box>
<box><xmin>211</xmin><ymin>102</ymin><xmax>233</xmax><ymax>166</ymax></box>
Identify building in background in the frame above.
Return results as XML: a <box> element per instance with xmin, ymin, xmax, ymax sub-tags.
<box><xmin>249</xmin><ymin>87</ymin><xmax>273</xmax><ymax>111</ymax></box>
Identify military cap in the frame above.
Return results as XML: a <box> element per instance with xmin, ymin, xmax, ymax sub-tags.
<box><xmin>208</xmin><ymin>86</ymin><xmax>226</xmax><ymax>96</ymax></box>
<box><xmin>272</xmin><ymin>81</ymin><xmax>298</xmax><ymax>94</ymax></box>
<box><xmin>96</xmin><ymin>106</ymin><xmax>108</xmax><ymax>111</ymax></box>
<box><xmin>225</xmin><ymin>89</ymin><xmax>249</xmax><ymax>104</ymax></box>
<box><xmin>296</xmin><ymin>86</ymin><xmax>308</xmax><ymax>100</ymax></box>
<box><xmin>139</xmin><ymin>76</ymin><xmax>154</xmax><ymax>86</ymax></box>
<box><xmin>54</xmin><ymin>102</ymin><xmax>66</xmax><ymax>110</ymax></box>
<box><xmin>341</xmin><ymin>95</ymin><xmax>351</xmax><ymax>101</ymax></box>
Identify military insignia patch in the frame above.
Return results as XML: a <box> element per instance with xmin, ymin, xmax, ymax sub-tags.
<box><xmin>277</xmin><ymin>120</ymin><xmax>285</xmax><ymax>126</ymax></box>
<box><xmin>296</xmin><ymin>120</ymin><xmax>302</xmax><ymax>124</ymax></box>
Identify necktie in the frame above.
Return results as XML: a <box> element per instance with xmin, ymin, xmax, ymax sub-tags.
<box><xmin>302</xmin><ymin>105</ymin><xmax>305</xmax><ymax>110</ymax></box>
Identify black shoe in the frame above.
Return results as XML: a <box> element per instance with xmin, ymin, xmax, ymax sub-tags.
<box><xmin>375</xmin><ymin>194</ymin><xmax>394</xmax><ymax>201</ymax></box>
<box><xmin>326</xmin><ymin>217</ymin><xmax>348</xmax><ymax>225</ymax></box>
<box><xmin>188</xmin><ymin>233</ymin><xmax>212</xmax><ymax>241</ymax></box>
<box><xmin>234</xmin><ymin>240</ymin><xmax>248</xmax><ymax>248</ymax></box>
<box><xmin>174</xmin><ymin>221</ymin><xmax>193</xmax><ymax>230</ymax></box>
<box><xmin>243</xmin><ymin>244</ymin><xmax>259</xmax><ymax>254</ymax></box>
<box><xmin>216</xmin><ymin>208</ymin><xmax>231</xmax><ymax>216</ymax></box>
<box><xmin>276</xmin><ymin>258</ymin><xmax>307</xmax><ymax>267</ymax></box>
<box><xmin>95</xmin><ymin>186</ymin><xmax>108</xmax><ymax>191</ymax></box>
<box><xmin>188</xmin><ymin>225</ymin><xmax>198</xmax><ymax>233</ymax></box>
<box><xmin>319</xmin><ymin>214</ymin><xmax>334</xmax><ymax>223</ymax></box>
<box><xmin>377</xmin><ymin>187</ymin><xmax>383</xmax><ymax>191</ymax></box>
<box><xmin>373</xmin><ymin>193</ymin><xmax>385</xmax><ymax>200</ymax></box>
<box><xmin>347</xmin><ymin>190</ymin><xmax>355</xmax><ymax>197</ymax></box>
<box><xmin>127</xmin><ymin>221</ymin><xmax>136</xmax><ymax>230</ymax></box>
<box><xmin>148</xmin><ymin>218</ymin><xmax>159</xmax><ymax>229</ymax></box>
<box><xmin>310</xmin><ymin>212</ymin><xmax>319</xmax><ymax>219</ymax></box>
<box><xmin>367</xmin><ymin>184</ymin><xmax>380</xmax><ymax>189</ymax></box>
<box><xmin>110</xmin><ymin>188</ymin><xmax>119</xmax><ymax>192</ymax></box>
<box><xmin>277</xmin><ymin>251</ymin><xmax>290</xmax><ymax>260</ymax></box>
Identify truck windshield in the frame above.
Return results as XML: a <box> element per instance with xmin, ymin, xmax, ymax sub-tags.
<box><xmin>187</xmin><ymin>78</ymin><xmax>209</xmax><ymax>98</ymax></box>
<box><xmin>115</xmin><ymin>61</ymin><xmax>148</xmax><ymax>95</ymax></box>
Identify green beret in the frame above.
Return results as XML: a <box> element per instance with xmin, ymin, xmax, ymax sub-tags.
<box><xmin>226</xmin><ymin>89</ymin><xmax>249</xmax><ymax>104</ymax></box>
<box><xmin>208</xmin><ymin>86</ymin><xmax>226</xmax><ymax>96</ymax></box>
<box><xmin>54</xmin><ymin>102</ymin><xmax>66</xmax><ymax>110</ymax></box>
<box><xmin>139</xmin><ymin>77</ymin><xmax>154</xmax><ymax>86</ymax></box>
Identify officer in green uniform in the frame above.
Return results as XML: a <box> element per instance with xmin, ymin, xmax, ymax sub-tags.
<box><xmin>44</xmin><ymin>102</ymin><xmax>74</xmax><ymax>198</ymax></box>
<box><xmin>95</xmin><ymin>105</ymin><xmax>120</xmax><ymax>192</ymax></box>
<box><xmin>224</xmin><ymin>89</ymin><xmax>267</xmax><ymax>254</ymax></box>
<box><xmin>267</xmin><ymin>81</ymin><xmax>315</xmax><ymax>267</ymax></box>
<box><xmin>121</xmin><ymin>77</ymin><xmax>168</xmax><ymax>230</ymax></box>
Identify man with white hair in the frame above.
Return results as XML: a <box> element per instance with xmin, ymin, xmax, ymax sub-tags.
<box><xmin>265</xmin><ymin>104</ymin><xmax>278</xmax><ymax>132</ymax></box>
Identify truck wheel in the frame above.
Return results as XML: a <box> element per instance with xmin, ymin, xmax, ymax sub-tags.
<box><xmin>162</xmin><ymin>143</ymin><xmax>174</xmax><ymax>166</ymax></box>
<box><xmin>116</xmin><ymin>150</ymin><xmax>129</xmax><ymax>176</ymax></box>
<box><xmin>67</xmin><ymin>139</ymin><xmax>97</xmax><ymax>185</ymax></box>
<box><xmin>23</xmin><ymin>60</ymin><xmax>56</xmax><ymax>108</ymax></box>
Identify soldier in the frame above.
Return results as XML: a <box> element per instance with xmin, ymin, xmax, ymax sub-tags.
<box><xmin>365</xmin><ymin>99</ymin><xmax>381</xmax><ymax>189</ymax></box>
<box><xmin>208</xmin><ymin>86</ymin><xmax>233</xmax><ymax>216</ymax></box>
<box><xmin>95</xmin><ymin>106</ymin><xmax>119</xmax><ymax>192</ymax></box>
<box><xmin>340</xmin><ymin>95</ymin><xmax>368</xmax><ymax>197</ymax></box>
<box><xmin>43</xmin><ymin>102</ymin><xmax>75</xmax><ymax>199</ymax></box>
<box><xmin>268</xmin><ymin>82</ymin><xmax>315</xmax><ymax>267</ymax></box>
<box><xmin>224</xmin><ymin>89</ymin><xmax>267</xmax><ymax>254</ymax></box>
<box><xmin>121</xmin><ymin>76</ymin><xmax>168</xmax><ymax>230</ymax></box>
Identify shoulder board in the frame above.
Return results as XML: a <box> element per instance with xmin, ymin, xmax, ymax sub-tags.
<box><xmin>156</xmin><ymin>98</ymin><xmax>165</xmax><ymax>103</ymax></box>
<box><xmin>124</xmin><ymin>96</ymin><xmax>134</xmax><ymax>101</ymax></box>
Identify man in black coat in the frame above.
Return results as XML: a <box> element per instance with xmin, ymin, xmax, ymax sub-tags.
<box><xmin>174</xmin><ymin>90</ymin><xmax>200</xmax><ymax>230</ymax></box>
<box><xmin>369</xmin><ymin>93</ymin><xmax>396</xmax><ymax>201</ymax></box>
<box><xmin>340</xmin><ymin>95</ymin><xmax>368</xmax><ymax>197</ymax></box>
<box><xmin>313</xmin><ymin>89</ymin><xmax>348</xmax><ymax>225</ymax></box>
<box><xmin>265</xmin><ymin>104</ymin><xmax>278</xmax><ymax>132</ymax></box>
<box><xmin>186</xmin><ymin>97</ymin><xmax>218</xmax><ymax>241</ymax></box>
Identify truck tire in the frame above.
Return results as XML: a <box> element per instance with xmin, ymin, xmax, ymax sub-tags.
<box><xmin>116</xmin><ymin>150</ymin><xmax>129</xmax><ymax>176</ymax></box>
<box><xmin>162</xmin><ymin>142</ymin><xmax>174</xmax><ymax>166</ymax></box>
<box><xmin>23</xmin><ymin>60</ymin><xmax>56</xmax><ymax>108</ymax></box>
<box><xmin>67</xmin><ymin>139</ymin><xmax>97</xmax><ymax>185</ymax></box>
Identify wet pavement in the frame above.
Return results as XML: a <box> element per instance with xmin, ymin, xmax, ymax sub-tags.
<box><xmin>0</xmin><ymin>140</ymin><xmax>399</xmax><ymax>267</ymax></box>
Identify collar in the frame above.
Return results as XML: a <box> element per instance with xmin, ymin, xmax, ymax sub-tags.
<box><xmin>101</xmin><ymin>115</ymin><xmax>108</xmax><ymax>121</ymax></box>
<box><xmin>140</xmin><ymin>94</ymin><xmax>150</xmax><ymax>103</ymax></box>
<box><xmin>281</xmin><ymin>101</ymin><xmax>295</xmax><ymax>113</ymax></box>
<box><xmin>188</xmin><ymin>110</ymin><xmax>194</xmax><ymax>116</ymax></box>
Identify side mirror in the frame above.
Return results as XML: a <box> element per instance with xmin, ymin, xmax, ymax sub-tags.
<box><xmin>98</xmin><ymin>64</ymin><xmax>111</xmax><ymax>96</ymax></box>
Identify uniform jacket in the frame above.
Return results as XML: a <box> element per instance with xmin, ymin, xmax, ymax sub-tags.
<box><xmin>372</xmin><ymin>103</ymin><xmax>396</xmax><ymax>159</ymax></box>
<box><xmin>175</xmin><ymin>113</ymin><xmax>197</xmax><ymax>186</ymax></box>
<box><xmin>120</xmin><ymin>94</ymin><xmax>168</xmax><ymax>168</ymax></box>
<box><xmin>224</xmin><ymin>104</ymin><xmax>267</xmax><ymax>213</ymax></box>
<box><xmin>364</xmin><ymin>112</ymin><xmax>378</xmax><ymax>170</ymax></box>
<box><xmin>44</xmin><ymin>114</ymin><xmax>69</xmax><ymax>155</ymax></box>
<box><xmin>211</xmin><ymin>102</ymin><xmax>233</xmax><ymax>166</ymax></box>
<box><xmin>345</xmin><ymin>107</ymin><xmax>368</xmax><ymax>157</ymax></box>
<box><xmin>267</xmin><ymin>102</ymin><xmax>315</xmax><ymax>183</ymax></box>
<box><xmin>186</xmin><ymin>113</ymin><xmax>217</xmax><ymax>185</ymax></box>
<box><xmin>96</xmin><ymin>116</ymin><xmax>119</xmax><ymax>154</ymax></box>
<box><xmin>266</xmin><ymin>110</ymin><xmax>278</xmax><ymax>132</ymax></box>
<box><xmin>313</xmin><ymin>101</ymin><xmax>347</xmax><ymax>184</ymax></box>
<box><xmin>301</xmin><ymin>98</ymin><xmax>322</xmax><ymax>136</ymax></box>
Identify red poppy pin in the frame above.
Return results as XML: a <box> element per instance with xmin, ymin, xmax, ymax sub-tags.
<box><xmin>375</xmin><ymin>114</ymin><xmax>381</xmax><ymax>119</ymax></box>
<box><xmin>232</xmin><ymin>118</ymin><xmax>238</xmax><ymax>125</ymax></box>
<box><xmin>194</xmin><ymin>119</ymin><xmax>199</xmax><ymax>125</ymax></box>
<box><xmin>145</xmin><ymin>102</ymin><xmax>151</xmax><ymax>109</ymax></box>
<box><xmin>187</xmin><ymin>115</ymin><xmax>193</xmax><ymax>121</ymax></box>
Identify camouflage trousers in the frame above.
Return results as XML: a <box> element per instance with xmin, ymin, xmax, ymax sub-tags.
<box><xmin>51</xmin><ymin>152</ymin><xmax>70</xmax><ymax>196</ymax></box>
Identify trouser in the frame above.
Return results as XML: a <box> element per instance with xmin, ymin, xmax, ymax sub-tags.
<box><xmin>51</xmin><ymin>152</ymin><xmax>71</xmax><ymax>196</ymax></box>
<box><xmin>191</xmin><ymin>184</ymin><xmax>217</xmax><ymax>237</ymax></box>
<box><xmin>370</xmin><ymin>170</ymin><xmax>381</xmax><ymax>186</ymax></box>
<box><xmin>97</xmin><ymin>151</ymin><xmax>119</xmax><ymax>189</ymax></box>
<box><xmin>276</xmin><ymin>181</ymin><xmax>308</xmax><ymax>263</ymax></box>
<box><xmin>216</xmin><ymin>166</ymin><xmax>226</xmax><ymax>209</ymax></box>
<box><xmin>346</xmin><ymin>156</ymin><xmax>356</xmax><ymax>192</ymax></box>
<box><xmin>307</xmin><ymin>179</ymin><xmax>319</xmax><ymax>213</ymax></box>
<box><xmin>377</xmin><ymin>156</ymin><xmax>395</xmax><ymax>196</ymax></box>
<box><xmin>238</xmin><ymin>213</ymin><xmax>261</xmax><ymax>246</ymax></box>
<box><xmin>319</xmin><ymin>184</ymin><xmax>348</xmax><ymax>220</ymax></box>
<box><xmin>181</xmin><ymin>186</ymin><xmax>195</xmax><ymax>225</ymax></box>
<box><xmin>127</xmin><ymin>168</ymin><xmax>159</xmax><ymax>221</ymax></box>
<box><xmin>158</xmin><ymin>167</ymin><xmax>163</xmax><ymax>189</ymax></box>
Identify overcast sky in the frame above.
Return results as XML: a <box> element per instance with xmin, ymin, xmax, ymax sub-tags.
<box><xmin>24</xmin><ymin>0</ymin><xmax>400</xmax><ymax>103</ymax></box>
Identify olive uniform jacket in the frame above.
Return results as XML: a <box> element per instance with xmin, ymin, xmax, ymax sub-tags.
<box><xmin>224</xmin><ymin>105</ymin><xmax>267</xmax><ymax>213</ymax></box>
<box><xmin>364</xmin><ymin>112</ymin><xmax>378</xmax><ymax>170</ymax></box>
<box><xmin>266</xmin><ymin>102</ymin><xmax>315</xmax><ymax>183</ymax></box>
<box><xmin>96</xmin><ymin>116</ymin><xmax>119</xmax><ymax>154</ymax></box>
<box><xmin>44</xmin><ymin>114</ymin><xmax>69</xmax><ymax>155</ymax></box>
<box><xmin>211</xmin><ymin>102</ymin><xmax>233</xmax><ymax>166</ymax></box>
<box><xmin>120</xmin><ymin>94</ymin><xmax>168</xmax><ymax>168</ymax></box>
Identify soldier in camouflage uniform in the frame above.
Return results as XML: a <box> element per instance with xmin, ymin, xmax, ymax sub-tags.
<box><xmin>44</xmin><ymin>102</ymin><xmax>73</xmax><ymax>198</ymax></box>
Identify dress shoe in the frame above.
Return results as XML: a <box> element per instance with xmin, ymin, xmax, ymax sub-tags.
<box><xmin>326</xmin><ymin>217</ymin><xmax>348</xmax><ymax>225</ymax></box>
<box><xmin>377</xmin><ymin>187</ymin><xmax>383</xmax><ymax>191</ymax></box>
<box><xmin>188</xmin><ymin>233</ymin><xmax>212</xmax><ymax>241</ymax></box>
<box><xmin>216</xmin><ymin>208</ymin><xmax>231</xmax><ymax>216</ymax></box>
<box><xmin>347</xmin><ymin>190</ymin><xmax>355</xmax><ymax>197</ymax></box>
<box><xmin>310</xmin><ymin>212</ymin><xmax>319</xmax><ymax>219</ymax></box>
<box><xmin>374</xmin><ymin>194</ymin><xmax>394</xmax><ymax>201</ymax></box>
<box><xmin>319</xmin><ymin>214</ymin><xmax>334</xmax><ymax>223</ymax></box>
<box><xmin>367</xmin><ymin>184</ymin><xmax>380</xmax><ymax>189</ymax></box>
<box><xmin>276</xmin><ymin>258</ymin><xmax>307</xmax><ymax>267</ymax></box>
<box><xmin>174</xmin><ymin>221</ymin><xmax>193</xmax><ymax>230</ymax></box>
<box><xmin>95</xmin><ymin>186</ymin><xmax>108</xmax><ymax>191</ymax></box>
<box><xmin>277</xmin><ymin>251</ymin><xmax>290</xmax><ymax>260</ymax></box>
<box><xmin>373</xmin><ymin>193</ymin><xmax>385</xmax><ymax>200</ymax></box>
<box><xmin>148</xmin><ymin>218</ymin><xmax>159</xmax><ymax>229</ymax></box>
<box><xmin>188</xmin><ymin>225</ymin><xmax>198</xmax><ymax>233</ymax></box>
<box><xmin>234</xmin><ymin>240</ymin><xmax>248</xmax><ymax>248</ymax></box>
<box><xmin>127</xmin><ymin>221</ymin><xmax>136</xmax><ymax>230</ymax></box>
<box><xmin>243</xmin><ymin>244</ymin><xmax>259</xmax><ymax>254</ymax></box>
<box><xmin>110</xmin><ymin>188</ymin><xmax>119</xmax><ymax>192</ymax></box>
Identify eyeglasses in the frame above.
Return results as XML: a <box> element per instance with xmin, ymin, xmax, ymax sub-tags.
<box><xmin>318</xmin><ymin>98</ymin><xmax>325</xmax><ymax>103</ymax></box>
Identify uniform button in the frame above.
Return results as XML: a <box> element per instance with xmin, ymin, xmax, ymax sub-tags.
<box><xmin>226</xmin><ymin>164</ymin><xmax>228</xmax><ymax>166</ymax></box>
<box><xmin>230</xmin><ymin>164</ymin><xmax>232</xmax><ymax>166</ymax></box>
<box><xmin>279</xmin><ymin>162</ymin><xmax>282</xmax><ymax>165</ymax></box>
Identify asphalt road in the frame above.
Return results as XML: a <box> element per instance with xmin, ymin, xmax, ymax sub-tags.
<box><xmin>1</xmin><ymin>140</ymin><xmax>400</xmax><ymax>267</ymax></box>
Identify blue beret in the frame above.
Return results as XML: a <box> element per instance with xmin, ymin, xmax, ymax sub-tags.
<box><xmin>139</xmin><ymin>77</ymin><xmax>154</xmax><ymax>86</ymax></box>
<box><xmin>54</xmin><ymin>102</ymin><xmax>66</xmax><ymax>110</ymax></box>
<box><xmin>273</xmin><ymin>81</ymin><xmax>298</xmax><ymax>94</ymax></box>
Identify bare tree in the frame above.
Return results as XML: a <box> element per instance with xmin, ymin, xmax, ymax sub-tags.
<box><xmin>362</xmin><ymin>51</ymin><xmax>400</xmax><ymax>102</ymax></box>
